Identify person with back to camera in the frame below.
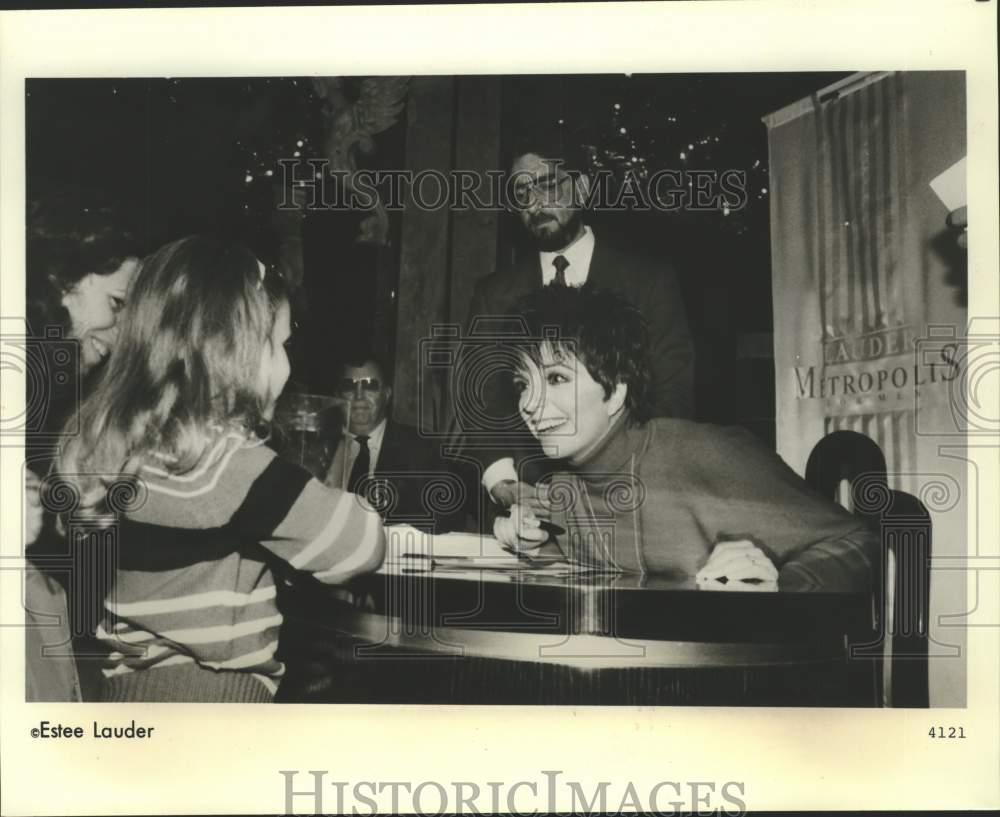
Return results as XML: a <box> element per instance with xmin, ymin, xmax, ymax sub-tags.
<box><xmin>55</xmin><ymin>236</ymin><xmax>385</xmax><ymax>702</ymax></box>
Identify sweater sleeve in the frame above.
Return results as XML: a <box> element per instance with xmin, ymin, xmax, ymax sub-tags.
<box><xmin>689</xmin><ymin>427</ymin><xmax>877</xmax><ymax>592</ymax></box>
<box><xmin>228</xmin><ymin>448</ymin><xmax>386</xmax><ymax>584</ymax></box>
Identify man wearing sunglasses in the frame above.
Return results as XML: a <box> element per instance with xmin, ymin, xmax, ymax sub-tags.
<box><xmin>460</xmin><ymin>137</ymin><xmax>695</xmax><ymax>519</ymax></box>
<box><xmin>325</xmin><ymin>354</ymin><xmax>465</xmax><ymax>532</ymax></box>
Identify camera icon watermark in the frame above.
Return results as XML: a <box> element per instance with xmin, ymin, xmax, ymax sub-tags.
<box><xmin>914</xmin><ymin>318</ymin><xmax>1000</xmax><ymax>437</ymax></box>
<box><xmin>0</xmin><ymin>317</ymin><xmax>81</xmax><ymax>443</ymax></box>
<box><xmin>16</xmin><ymin>472</ymin><xmax>147</xmax><ymax>661</ymax></box>
<box><xmin>419</xmin><ymin>319</ymin><xmax>581</xmax><ymax>441</ymax></box>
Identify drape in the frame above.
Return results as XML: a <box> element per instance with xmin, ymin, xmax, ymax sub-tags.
<box><xmin>765</xmin><ymin>71</ymin><xmax>968</xmax><ymax>706</ymax></box>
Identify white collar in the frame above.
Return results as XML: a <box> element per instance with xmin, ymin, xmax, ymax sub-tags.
<box><xmin>346</xmin><ymin>417</ymin><xmax>387</xmax><ymax>449</ymax></box>
<box><xmin>539</xmin><ymin>225</ymin><xmax>595</xmax><ymax>286</ymax></box>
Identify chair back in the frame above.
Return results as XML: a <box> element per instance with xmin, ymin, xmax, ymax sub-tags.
<box><xmin>805</xmin><ymin>430</ymin><xmax>931</xmax><ymax>707</ymax></box>
<box><xmin>805</xmin><ymin>430</ymin><xmax>886</xmax><ymax>523</ymax></box>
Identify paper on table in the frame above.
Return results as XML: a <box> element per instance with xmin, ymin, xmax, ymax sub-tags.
<box><xmin>929</xmin><ymin>156</ymin><xmax>966</xmax><ymax>211</ymax></box>
<box><xmin>383</xmin><ymin>525</ymin><xmax>517</xmax><ymax>561</ymax></box>
<box><xmin>431</xmin><ymin>531</ymin><xmax>514</xmax><ymax>559</ymax></box>
<box><xmin>380</xmin><ymin>525</ymin><xmax>577</xmax><ymax>575</ymax></box>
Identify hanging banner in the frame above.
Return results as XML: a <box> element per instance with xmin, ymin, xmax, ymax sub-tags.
<box><xmin>764</xmin><ymin>71</ymin><xmax>969</xmax><ymax>706</ymax></box>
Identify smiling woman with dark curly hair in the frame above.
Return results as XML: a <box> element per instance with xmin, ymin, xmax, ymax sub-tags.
<box><xmin>495</xmin><ymin>283</ymin><xmax>877</xmax><ymax>592</ymax></box>
<box><xmin>24</xmin><ymin>191</ymin><xmax>143</xmax><ymax>702</ymax></box>
<box><xmin>27</xmin><ymin>195</ymin><xmax>143</xmax><ymax>383</ymax></box>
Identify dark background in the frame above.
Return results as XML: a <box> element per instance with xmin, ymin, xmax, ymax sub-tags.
<box><xmin>26</xmin><ymin>72</ymin><xmax>851</xmax><ymax>445</ymax></box>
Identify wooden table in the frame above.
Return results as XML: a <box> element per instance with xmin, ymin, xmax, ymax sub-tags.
<box><xmin>276</xmin><ymin>561</ymin><xmax>878</xmax><ymax>706</ymax></box>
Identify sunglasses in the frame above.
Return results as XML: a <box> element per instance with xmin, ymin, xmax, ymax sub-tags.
<box><xmin>338</xmin><ymin>377</ymin><xmax>383</xmax><ymax>394</ymax></box>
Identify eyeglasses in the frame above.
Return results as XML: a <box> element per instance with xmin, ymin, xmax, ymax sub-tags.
<box><xmin>337</xmin><ymin>377</ymin><xmax>383</xmax><ymax>394</ymax></box>
<box><xmin>510</xmin><ymin>173</ymin><xmax>572</xmax><ymax>211</ymax></box>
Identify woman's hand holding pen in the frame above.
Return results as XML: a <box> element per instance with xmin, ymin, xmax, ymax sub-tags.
<box><xmin>494</xmin><ymin>503</ymin><xmax>550</xmax><ymax>551</ymax></box>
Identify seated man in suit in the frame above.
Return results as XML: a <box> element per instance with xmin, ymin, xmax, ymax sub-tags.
<box><xmin>325</xmin><ymin>353</ymin><xmax>465</xmax><ymax>533</ymax></box>
<box><xmin>459</xmin><ymin>134</ymin><xmax>695</xmax><ymax>525</ymax></box>
<box><xmin>493</xmin><ymin>284</ymin><xmax>876</xmax><ymax>592</ymax></box>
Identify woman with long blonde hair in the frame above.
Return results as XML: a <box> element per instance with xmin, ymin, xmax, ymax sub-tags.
<box><xmin>58</xmin><ymin>235</ymin><xmax>384</xmax><ymax>702</ymax></box>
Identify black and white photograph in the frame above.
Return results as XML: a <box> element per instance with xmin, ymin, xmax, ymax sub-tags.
<box><xmin>1</xmin><ymin>4</ymin><xmax>997</xmax><ymax>816</ymax></box>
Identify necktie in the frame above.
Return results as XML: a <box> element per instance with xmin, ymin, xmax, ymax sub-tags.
<box><xmin>348</xmin><ymin>435</ymin><xmax>370</xmax><ymax>493</ymax></box>
<box><xmin>552</xmin><ymin>255</ymin><xmax>569</xmax><ymax>286</ymax></box>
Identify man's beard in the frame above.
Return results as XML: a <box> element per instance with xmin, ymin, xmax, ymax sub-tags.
<box><xmin>528</xmin><ymin>210</ymin><xmax>584</xmax><ymax>252</ymax></box>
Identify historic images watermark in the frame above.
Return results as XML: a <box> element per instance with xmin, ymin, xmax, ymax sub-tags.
<box><xmin>273</xmin><ymin>158</ymin><xmax>748</xmax><ymax>215</ymax></box>
<box><xmin>279</xmin><ymin>769</ymin><xmax>748</xmax><ymax>816</ymax></box>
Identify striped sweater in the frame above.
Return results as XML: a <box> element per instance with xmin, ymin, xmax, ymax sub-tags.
<box><xmin>96</xmin><ymin>433</ymin><xmax>385</xmax><ymax>694</ymax></box>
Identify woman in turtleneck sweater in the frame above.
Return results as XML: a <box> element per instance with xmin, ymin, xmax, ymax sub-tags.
<box><xmin>493</xmin><ymin>284</ymin><xmax>876</xmax><ymax>592</ymax></box>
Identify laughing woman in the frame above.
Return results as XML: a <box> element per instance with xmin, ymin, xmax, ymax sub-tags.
<box><xmin>494</xmin><ymin>284</ymin><xmax>876</xmax><ymax>592</ymax></box>
<box><xmin>25</xmin><ymin>196</ymin><xmax>142</xmax><ymax>701</ymax></box>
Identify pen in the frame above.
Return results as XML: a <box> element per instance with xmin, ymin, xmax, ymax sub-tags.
<box><xmin>501</xmin><ymin>545</ymin><xmax>538</xmax><ymax>564</ymax></box>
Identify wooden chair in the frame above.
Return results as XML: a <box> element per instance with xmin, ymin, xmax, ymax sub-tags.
<box><xmin>805</xmin><ymin>430</ymin><xmax>931</xmax><ymax>707</ymax></box>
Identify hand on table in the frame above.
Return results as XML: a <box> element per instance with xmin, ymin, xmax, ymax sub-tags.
<box><xmin>493</xmin><ymin>503</ymin><xmax>550</xmax><ymax>552</ymax></box>
<box><xmin>490</xmin><ymin>480</ymin><xmax>551</xmax><ymax>520</ymax></box>
<box><xmin>696</xmin><ymin>540</ymin><xmax>778</xmax><ymax>591</ymax></box>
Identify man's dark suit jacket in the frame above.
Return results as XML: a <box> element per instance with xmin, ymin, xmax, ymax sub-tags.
<box><xmin>328</xmin><ymin>420</ymin><xmax>467</xmax><ymax>533</ymax></box>
<box><xmin>456</xmin><ymin>236</ymin><xmax>695</xmax><ymax>482</ymax></box>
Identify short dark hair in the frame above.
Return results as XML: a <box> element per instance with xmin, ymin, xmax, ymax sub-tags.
<box><xmin>26</xmin><ymin>192</ymin><xmax>143</xmax><ymax>336</ymax></box>
<box><xmin>507</xmin><ymin>130</ymin><xmax>590</xmax><ymax>177</ymax></box>
<box><xmin>512</xmin><ymin>283</ymin><xmax>654</xmax><ymax>425</ymax></box>
<box><xmin>341</xmin><ymin>349</ymin><xmax>393</xmax><ymax>385</ymax></box>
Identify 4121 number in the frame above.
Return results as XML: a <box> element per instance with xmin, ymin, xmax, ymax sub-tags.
<box><xmin>928</xmin><ymin>726</ymin><xmax>966</xmax><ymax>739</ymax></box>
